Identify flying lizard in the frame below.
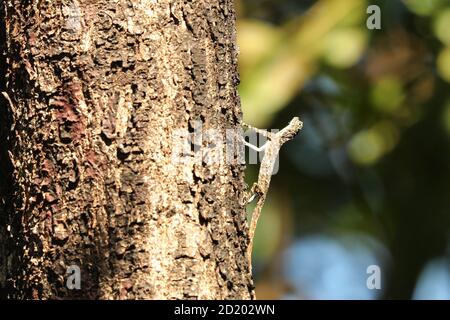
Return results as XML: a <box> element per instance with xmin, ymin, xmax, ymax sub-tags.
<box><xmin>243</xmin><ymin>117</ymin><xmax>303</xmax><ymax>265</ymax></box>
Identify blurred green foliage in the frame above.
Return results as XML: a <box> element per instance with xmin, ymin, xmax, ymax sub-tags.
<box><xmin>238</xmin><ymin>0</ymin><xmax>450</xmax><ymax>299</ymax></box>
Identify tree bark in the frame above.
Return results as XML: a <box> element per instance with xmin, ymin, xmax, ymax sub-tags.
<box><xmin>0</xmin><ymin>0</ymin><xmax>253</xmax><ymax>299</ymax></box>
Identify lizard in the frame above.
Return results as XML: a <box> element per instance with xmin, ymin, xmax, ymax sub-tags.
<box><xmin>242</xmin><ymin>117</ymin><xmax>303</xmax><ymax>265</ymax></box>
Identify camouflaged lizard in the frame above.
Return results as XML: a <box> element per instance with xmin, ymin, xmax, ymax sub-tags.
<box><xmin>243</xmin><ymin>117</ymin><xmax>303</xmax><ymax>264</ymax></box>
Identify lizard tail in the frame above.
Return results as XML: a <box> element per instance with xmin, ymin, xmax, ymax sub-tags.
<box><xmin>247</xmin><ymin>196</ymin><xmax>265</xmax><ymax>260</ymax></box>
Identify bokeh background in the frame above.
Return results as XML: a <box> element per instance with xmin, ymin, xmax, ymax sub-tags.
<box><xmin>237</xmin><ymin>0</ymin><xmax>450</xmax><ymax>299</ymax></box>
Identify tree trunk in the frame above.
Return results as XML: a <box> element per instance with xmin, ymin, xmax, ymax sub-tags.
<box><xmin>0</xmin><ymin>0</ymin><xmax>253</xmax><ymax>299</ymax></box>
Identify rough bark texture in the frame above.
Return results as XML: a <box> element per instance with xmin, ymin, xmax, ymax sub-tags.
<box><xmin>0</xmin><ymin>0</ymin><xmax>253</xmax><ymax>299</ymax></box>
